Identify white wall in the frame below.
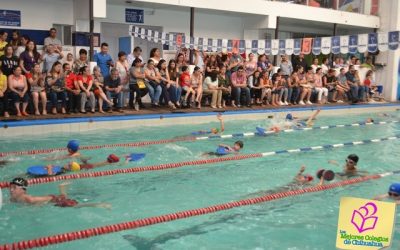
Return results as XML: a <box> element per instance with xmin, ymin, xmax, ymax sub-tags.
<box><xmin>0</xmin><ymin>0</ymin><xmax>74</xmax><ymax>30</ymax></box>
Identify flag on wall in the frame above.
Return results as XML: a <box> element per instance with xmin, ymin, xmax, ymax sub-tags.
<box><xmin>251</xmin><ymin>40</ymin><xmax>258</xmax><ymax>54</ymax></box>
<box><xmin>232</xmin><ymin>40</ymin><xmax>240</xmax><ymax>53</ymax></box>
<box><xmin>285</xmin><ymin>39</ymin><xmax>294</xmax><ymax>55</ymax></box>
<box><xmin>239</xmin><ymin>40</ymin><xmax>246</xmax><ymax>54</ymax></box>
<box><xmin>271</xmin><ymin>39</ymin><xmax>279</xmax><ymax>55</ymax></box>
<box><xmin>265</xmin><ymin>39</ymin><xmax>271</xmax><ymax>55</ymax></box>
<box><xmin>140</xmin><ymin>28</ymin><xmax>146</xmax><ymax>39</ymax></box>
<box><xmin>348</xmin><ymin>35</ymin><xmax>358</xmax><ymax>54</ymax></box>
<box><xmin>301</xmin><ymin>38</ymin><xmax>312</xmax><ymax>55</ymax></box>
<box><xmin>222</xmin><ymin>39</ymin><xmax>228</xmax><ymax>53</ymax></box>
<box><xmin>207</xmin><ymin>38</ymin><xmax>213</xmax><ymax>51</ymax></box>
<box><xmin>321</xmin><ymin>37</ymin><xmax>331</xmax><ymax>55</ymax></box>
<box><xmin>388</xmin><ymin>31</ymin><xmax>399</xmax><ymax>51</ymax></box>
<box><xmin>217</xmin><ymin>39</ymin><xmax>223</xmax><ymax>52</ymax></box>
<box><xmin>212</xmin><ymin>39</ymin><xmax>218</xmax><ymax>52</ymax></box>
<box><xmin>340</xmin><ymin>35</ymin><xmax>349</xmax><ymax>54</ymax></box>
<box><xmin>198</xmin><ymin>37</ymin><xmax>204</xmax><ymax>51</ymax></box>
<box><xmin>257</xmin><ymin>40</ymin><xmax>265</xmax><ymax>55</ymax></box>
<box><xmin>279</xmin><ymin>39</ymin><xmax>286</xmax><ymax>55</ymax></box>
<box><xmin>312</xmin><ymin>37</ymin><xmax>321</xmax><ymax>55</ymax></box>
<box><xmin>368</xmin><ymin>33</ymin><xmax>378</xmax><ymax>53</ymax></box>
<box><xmin>378</xmin><ymin>32</ymin><xmax>388</xmax><ymax>52</ymax></box>
<box><xmin>331</xmin><ymin>36</ymin><xmax>340</xmax><ymax>54</ymax></box>
<box><xmin>227</xmin><ymin>40</ymin><xmax>233</xmax><ymax>52</ymax></box>
<box><xmin>293</xmin><ymin>39</ymin><xmax>301</xmax><ymax>55</ymax></box>
<box><xmin>147</xmin><ymin>29</ymin><xmax>152</xmax><ymax>41</ymax></box>
<box><xmin>357</xmin><ymin>34</ymin><xmax>368</xmax><ymax>53</ymax></box>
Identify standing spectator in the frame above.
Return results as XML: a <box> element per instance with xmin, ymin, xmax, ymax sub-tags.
<box><xmin>128</xmin><ymin>58</ymin><xmax>148</xmax><ymax>111</ymax></box>
<box><xmin>46</xmin><ymin>62</ymin><xmax>66</xmax><ymax>114</ymax></box>
<box><xmin>26</xmin><ymin>64</ymin><xmax>47</xmax><ymax>115</ymax></box>
<box><xmin>19</xmin><ymin>40</ymin><xmax>41</xmax><ymax>74</ymax></box>
<box><xmin>104</xmin><ymin>68</ymin><xmax>123</xmax><ymax>112</ymax></box>
<box><xmin>205</xmin><ymin>55</ymin><xmax>220</xmax><ymax>78</ymax></box>
<box><xmin>42</xmin><ymin>44</ymin><xmax>64</xmax><ymax>73</ymax></box>
<box><xmin>94</xmin><ymin>43</ymin><xmax>114</xmax><ymax>78</ymax></box>
<box><xmin>149</xmin><ymin>48</ymin><xmax>162</xmax><ymax>65</ymax></box>
<box><xmin>64</xmin><ymin>63</ymin><xmax>80</xmax><ymax>114</ymax></box>
<box><xmin>323</xmin><ymin>68</ymin><xmax>339</xmax><ymax>102</ymax></box>
<box><xmin>179</xmin><ymin>65</ymin><xmax>195</xmax><ymax>107</ymax></box>
<box><xmin>193</xmin><ymin>50</ymin><xmax>205</xmax><ymax>72</ymax></box>
<box><xmin>92</xmin><ymin>66</ymin><xmax>114</xmax><ymax>113</ymax></box>
<box><xmin>44</xmin><ymin>28</ymin><xmax>62</xmax><ymax>51</ymax></box>
<box><xmin>167</xmin><ymin>59</ymin><xmax>181</xmax><ymax>106</ymax></box>
<box><xmin>361</xmin><ymin>57</ymin><xmax>376</xmax><ymax>71</ymax></box>
<box><xmin>157</xmin><ymin>59</ymin><xmax>177</xmax><ymax>109</ymax></box>
<box><xmin>144</xmin><ymin>59</ymin><xmax>162</xmax><ymax>107</ymax></box>
<box><xmin>292</xmin><ymin>53</ymin><xmax>308</xmax><ymax>72</ymax></box>
<box><xmin>15</xmin><ymin>35</ymin><xmax>29</xmax><ymax>58</ymax></box>
<box><xmin>0</xmin><ymin>45</ymin><xmax>19</xmax><ymax>76</ymax></box>
<box><xmin>8</xmin><ymin>66</ymin><xmax>29</xmax><ymax>116</ymax></box>
<box><xmin>348</xmin><ymin>56</ymin><xmax>357</xmax><ymax>66</ymax></box>
<box><xmin>229</xmin><ymin>51</ymin><xmax>244</xmax><ymax>74</ymax></box>
<box><xmin>230</xmin><ymin>66</ymin><xmax>250</xmax><ymax>107</ymax></box>
<box><xmin>321</xmin><ymin>58</ymin><xmax>330</xmax><ymax>74</ymax></box>
<box><xmin>77</xmin><ymin>66</ymin><xmax>95</xmax><ymax>113</ymax></box>
<box><xmin>190</xmin><ymin>66</ymin><xmax>203</xmax><ymax>109</ymax></box>
<box><xmin>127</xmin><ymin>46</ymin><xmax>144</xmax><ymax>67</ymax></box>
<box><xmin>279</xmin><ymin>55</ymin><xmax>293</xmax><ymax>80</ymax></box>
<box><xmin>115</xmin><ymin>51</ymin><xmax>130</xmax><ymax>107</ymax></box>
<box><xmin>354</xmin><ymin>70</ymin><xmax>366</xmax><ymax>102</ymax></box>
<box><xmin>9</xmin><ymin>30</ymin><xmax>20</xmax><ymax>52</ymax></box>
<box><xmin>0</xmin><ymin>31</ymin><xmax>8</xmax><ymax>57</ymax></box>
<box><xmin>314</xmin><ymin>67</ymin><xmax>329</xmax><ymax>104</ymax></box>
<box><xmin>203</xmin><ymin>70</ymin><xmax>222</xmax><ymax>109</ymax></box>
<box><xmin>257</xmin><ymin>54</ymin><xmax>273</xmax><ymax>73</ymax></box>
<box><xmin>73</xmin><ymin>49</ymin><xmax>89</xmax><ymax>74</ymax></box>
<box><xmin>0</xmin><ymin>68</ymin><xmax>9</xmax><ymax>117</ymax></box>
<box><xmin>298</xmin><ymin>67</ymin><xmax>313</xmax><ymax>105</ymax></box>
<box><xmin>245</xmin><ymin>53</ymin><xmax>257</xmax><ymax>86</ymax></box>
<box><xmin>345</xmin><ymin>65</ymin><xmax>359</xmax><ymax>103</ymax></box>
<box><xmin>65</xmin><ymin>53</ymin><xmax>74</xmax><ymax>68</ymax></box>
<box><xmin>218</xmin><ymin>65</ymin><xmax>231</xmax><ymax>108</ymax></box>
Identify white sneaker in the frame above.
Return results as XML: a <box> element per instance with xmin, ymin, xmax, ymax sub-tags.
<box><xmin>134</xmin><ymin>103</ymin><xmax>139</xmax><ymax>111</ymax></box>
<box><xmin>306</xmin><ymin>101</ymin><xmax>313</xmax><ymax>105</ymax></box>
<box><xmin>284</xmin><ymin>101</ymin><xmax>289</xmax><ymax>106</ymax></box>
<box><xmin>337</xmin><ymin>100</ymin><xmax>344</xmax><ymax>103</ymax></box>
<box><xmin>279</xmin><ymin>101</ymin><xmax>284</xmax><ymax>106</ymax></box>
<box><xmin>299</xmin><ymin>101</ymin><xmax>305</xmax><ymax>105</ymax></box>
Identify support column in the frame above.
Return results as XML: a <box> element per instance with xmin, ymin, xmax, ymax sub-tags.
<box><xmin>189</xmin><ymin>7</ymin><xmax>194</xmax><ymax>65</ymax></box>
<box><xmin>89</xmin><ymin>0</ymin><xmax>94</xmax><ymax>62</ymax></box>
<box><xmin>273</xmin><ymin>16</ymin><xmax>280</xmax><ymax>65</ymax></box>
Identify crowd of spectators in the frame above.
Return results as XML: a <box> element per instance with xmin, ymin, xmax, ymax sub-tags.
<box><xmin>0</xmin><ymin>28</ymin><xmax>379</xmax><ymax>118</ymax></box>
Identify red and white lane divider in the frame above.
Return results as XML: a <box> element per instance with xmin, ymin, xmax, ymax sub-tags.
<box><xmin>0</xmin><ymin>174</ymin><xmax>385</xmax><ymax>249</ymax></box>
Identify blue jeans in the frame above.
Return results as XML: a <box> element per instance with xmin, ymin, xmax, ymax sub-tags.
<box><xmin>106</xmin><ymin>91</ymin><xmax>123</xmax><ymax>108</ymax></box>
<box><xmin>350</xmin><ymin>85</ymin><xmax>359</xmax><ymax>102</ymax></box>
<box><xmin>146</xmin><ymin>81</ymin><xmax>162</xmax><ymax>104</ymax></box>
<box><xmin>358</xmin><ymin>86</ymin><xmax>368</xmax><ymax>100</ymax></box>
<box><xmin>175</xmin><ymin>86</ymin><xmax>182</xmax><ymax>103</ymax></box>
<box><xmin>49</xmin><ymin>91</ymin><xmax>66</xmax><ymax>108</ymax></box>
<box><xmin>291</xmin><ymin>87</ymin><xmax>300</xmax><ymax>103</ymax></box>
<box><xmin>232</xmin><ymin>86</ymin><xmax>251</xmax><ymax>106</ymax></box>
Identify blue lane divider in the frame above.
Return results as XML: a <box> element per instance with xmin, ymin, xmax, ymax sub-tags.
<box><xmin>258</xmin><ymin>135</ymin><xmax>400</xmax><ymax>157</ymax></box>
<box><xmin>195</xmin><ymin>120</ymin><xmax>399</xmax><ymax>140</ymax></box>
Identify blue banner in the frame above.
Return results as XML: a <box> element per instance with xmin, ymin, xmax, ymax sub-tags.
<box><xmin>207</xmin><ymin>38</ymin><xmax>213</xmax><ymax>51</ymax></box>
<box><xmin>294</xmin><ymin>39</ymin><xmax>301</xmax><ymax>55</ymax></box>
<box><xmin>279</xmin><ymin>39</ymin><xmax>286</xmax><ymax>55</ymax></box>
<box><xmin>239</xmin><ymin>40</ymin><xmax>246</xmax><ymax>54</ymax></box>
<box><xmin>331</xmin><ymin>36</ymin><xmax>340</xmax><ymax>54</ymax></box>
<box><xmin>349</xmin><ymin>35</ymin><xmax>358</xmax><ymax>54</ymax></box>
<box><xmin>217</xmin><ymin>39</ymin><xmax>223</xmax><ymax>52</ymax></box>
<box><xmin>368</xmin><ymin>33</ymin><xmax>378</xmax><ymax>53</ymax></box>
<box><xmin>312</xmin><ymin>37</ymin><xmax>321</xmax><ymax>55</ymax></box>
<box><xmin>125</xmin><ymin>9</ymin><xmax>144</xmax><ymax>23</ymax></box>
<box><xmin>389</xmin><ymin>31</ymin><xmax>399</xmax><ymax>51</ymax></box>
<box><xmin>265</xmin><ymin>40</ymin><xmax>271</xmax><ymax>55</ymax></box>
<box><xmin>190</xmin><ymin>37</ymin><xmax>194</xmax><ymax>49</ymax></box>
<box><xmin>165</xmin><ymin>33</ymin><xmax>170</xmax><ymax>45</ymax></box>
<box><xmin>227</xmin><ymin>40</ymin><xmax>233</xmax><ymax>52</ymax></box>
<box><xmin>198</xmin><ymin>37</ymin><xmax>204</xmax><ymax>50</ymax></box>
<box><xmin>0</xmin><ymin>10</ymin><xmax>21</xmax><ymax>27</ymax></box>
<box><xmin>251</xmin><ymin>40</ymin><xmax>258</xmax><ymax>54</ymax></box>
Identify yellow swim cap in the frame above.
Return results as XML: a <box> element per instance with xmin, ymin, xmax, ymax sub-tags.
<box><xmin>70</xmin><ymin>162</ymin><xmax>81</xmax><ymax>172</ymax></box>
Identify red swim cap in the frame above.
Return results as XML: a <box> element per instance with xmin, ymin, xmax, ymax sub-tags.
<box><xmin>107</xmin><ymin>154</ymin><xmax>120</xmax><ymax>163</ymax></box>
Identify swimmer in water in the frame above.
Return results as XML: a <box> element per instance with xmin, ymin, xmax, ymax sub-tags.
<box><xmin>45</xmin><ymin>154</ymin><xmax>120</xmax><ymax>176</ymax></box>
<box><xmin>46</xmin><ymin>140</ymin><xmax>81</xmax><ymax>160</ymax></box>
<box><xmin>374</xmin><ymin>183</ymin><xmax>400</xmax><ymax>204</ymax></box>
<box><xmin>268</xmin><ymin>109</ymin><xmax>321</xmax><ymax>132</ymax></box>
<box><xmin>203</xmin><ymin>140</ymin><xmax>244</xmax><ymax>156</ymax></box>
<box><xmin>9</xmin><ymin>177</ymin><xmax>111</xmax><ymax>209</ymax></box>
<box><xmin>328</xmin><ymin>154</ymin><xmax>368</xmax><ymax>178</ymax></box>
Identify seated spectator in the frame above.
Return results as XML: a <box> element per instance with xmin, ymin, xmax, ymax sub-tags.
<box><xmin>333</xmin><ymin>57</ymin><xmax>341</xmax><ymax>68</ymax></box>
<box><xmin>0</xmin><ymin>68</ymin><xmax>9</xmax><ymax>117</ymax></box>
<box><xmin>290</xmin><ymin>67</ymin><xmax>302</xmax><ymax>105</ymax></box>
<box><xmin>361</xmin><ymin>56</ymin><xmax>375</xmax><ymax>71</ymax></box>
<box><xmin>9</xmin><ymin>30</ymin><xmax>20</xmax><ymax>52</ymax></box>
<box><xmin>191</xmin><ymin>66</ymin><xmax>203</xmax><ymax>109</ymax></box>
<box><xmin>46</xmin><ymin>62</ymin><xmax>66</xmax><ymax>114</ymax></box>
<box><xmin>167</xmin><ymin>59</ymin><xmax>181</xmax><ymax>106</ymax></box>
<box><xmin>176</xmin><ymin>53</ymin><xmax>187</xmax><ymax>73</ymax></box>
<box><xmin>271</xmin><ymin>73</ymin><xmax>282</xmax><ymax>106</ymax></box>
<box><xmin>149</xmin><ymin>48</ymin><xmax>162</xmax><ymax>65</ymax></box>
<box><xmin>257</xmin><ymin>54</ymin><xmax>272</xmax><ymax>73</ymax></box>
<box><xmin>0</xmin><ymin>44</ymin><xmax>19</xmax><ymax>77</ymax></box>
<box><xmin>321</xmin><ymin>58</ymin><xmax>330</xmax><ymax>75</ymax></box>
<box><xmin>260</xmin><ymin>70</ymin><xmax>272</xmax><ymax>105</ymax></box>
<box><xmin>337</xmin><ymin>68</ymin><xmax>350</xmax><ymax>102</ymax></box>
<box><xmin>205</xmin><ymin>55</ymin><xmax>220</xmax><ymax>78</ymax></box>
<box><xmin>14</xmin><ymin>35</ymin><xmax>29</xmax><ymax>58</ymax></box>
<box><xmin>44</xmin><ymin>28</ymin><xmax>62</xmax><ymax>51</ymax></box>
<box><xmin>115</xmin><ymin>51</ymin><xmax>130</xmax><ymax>107</ymax></box>
<box><xmin>8</xmin><ymin>66</ymin><xmax>29</xmax><ymax>116</ymax></box>
<box><xmin>218</xmin><ymin>65</ymin><xmax>231</xmax><ymax>108</ymax></box>
<box><xmin>279</xmin><ymin>55</ymin><xmax>293</xmax><ymax>80</ymax></box>
<box><xmin>19</xmin><ymin>40</ymin><xmax>41</xmax><ymax>74</ymax></box>
<box><xmin>128</xmin><ymin>58</ymin><xmax>148</xmax><ymax>111</ymax></box>
<box><xmin>65</xmin><ymin>53</ymin><xmax>74</xmax><ymax>68</ymax></box>
<box><xmin>345</xmin><ymin>65</ymin><xmax>359</xmax><ymax>103</ymax></box>
<box><xmin>249</xmin><ymin>71</ymin><xmax>262</xmax><ymax>105</ymax></box>
<box><xmin>42</xmin><ymin>44</ymin><xmax>63</xmax><ymax>73</ymax></box>
<box><xmin>92</xmin><ymin>66</ymin><xmax>113</xmax><ymax>113</ymax></box>
<box><xmin>26</xmin><ymin>64</ymin><xmax>47</xmax><ymax>115</ymax></box>
<box><xmin>203</xmin><ymin>70</ymin><xmax>222</xmax><ymax>109</ymax></box>
<box><xmin>158</xmin><ymin>59</ymin><xmax>177</xmax><ymax>109</ymax></box>
<box><xmin>94</xmin><ymin>43</ymin><xmax>113</xmax><ymax>78</ymax></box>
<box><xmin>73</xmin><ymin>49</ymin><xmax>89</xmax><ymax>74</ymax></box>
<box><xmin>64</xmin><ymin>63</ymin><xmax>80</xmax><ymax>114</ymax></box>
<box><xmin>355</xmin><ymin>70</ymin><xmax>366</xmax><ymax>102</ymax></box>
<box><xmin>363</xmin><ymin>70</ymin><xmax>376</xmax><ymax>102</ymax></box>
<box><xmin>311</xmin><ymin>58</ymin><xmax>319</xmax><ymax>73</ymax></box>
<box><xmin>179</xmin><ymin>65</ymin><xmax>195</xmax><ymax>107</ymax></box>
<box><xmin>231</xmin><ymin>66</ymin><xmax>250</xmax><ymax>107</ymax></box>
<box><xmin>127</xmin><ymin>46</ymin><xmax>143</xmax><ymax>67</ymax></box>
<box><xmin>323</xmin><ymin>69</ymin><xmax>340</xmax><ymax>103</ymax></box>
<box><xmin>77</xmin><ymin>66</ymin><xmax>95</xmax><ymax>113</ymax></box>
<box><xmin>104</xmin><ymin>68</ymin><xmax>123</xmax><ymax>112</ymax></box>
<box><xmin>314</xmin><ymin>67</ymin><xmax>328</xmax><ymax>104</ymax></box>
<box><xmin>277</xmin><ymin>69</ymin><xmax>289</xmax><ymax>106</ymax></box>
<box><xmin>229</xmin><ymin>51</ymin><xmax>244</xmax><ymax>75</ymax></box>
<box><xmin>298</xmin><ymin>67</ymin><xmax>313</xmax><ymax>105</ymax></box>
<box><xmin>144</xmin><ymin>59</ymin><xmax>162</xmax><ymax>107</ymax></box>
<box><xmin>0</xmin><ymin>31</ymin><xmax>8</xmax><ymax>57</ymax></box>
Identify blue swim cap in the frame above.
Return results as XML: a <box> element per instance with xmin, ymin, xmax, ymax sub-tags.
<box><xmin>286</xmin><ymin>113</ymin><xmax>293</xmax><ymax>120</ymax></box>
<box><xmin>389</xmin><ymin>183</ymin><xmax>400</xmax><ymax>195</ymax></box>
<box><xmin>67</xmin><ymin>140</ymin><xmax>80</xmax><ymax>152</ymax></box>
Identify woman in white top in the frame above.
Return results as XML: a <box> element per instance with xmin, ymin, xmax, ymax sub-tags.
<box><xmin>149</xmin><ymin>48</ymin><xmax>162</xmax><ymax>65</ymax></box>
<box><xmin>311</xmin><ymin>58</ymin><xmax>319</xmax><ymax>73</ymax></box>
<box><xmin>190</xmin><ymin>66</ymin><xmax>203</xmax><ymax>109</ymax></box>
<box><xmin>321</xmin><ymin>58</ymin><xmax>330</xmax><ymax>75</ymax></box>
<box><xmin>115</xmin><ymin>51</ymin><xmax>130</xmax><ymax>107</ymax></box>
<box><xmin>203</xmin><ymin>70</ymin><xmax>222</xmax><ymax>109</ymax></box>
<box><xmin>314</xmin><ymin>67</ymin><xmax>328</xmax><ymax>104</ymax></box>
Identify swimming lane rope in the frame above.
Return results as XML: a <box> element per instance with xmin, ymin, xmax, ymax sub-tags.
<box><xmin>0</xmin><ymin>120</ymin><xmax>397</xmax><ymax>158</ymax></box>
<box><xmin>2</xmin><ymin>171</ymin><xmax>397</xmax><ymax>249</ymax></box>
<box><xmin>0</xmin><ymin>135</ymin><xmax>398</xmax><ymax>189</ymax></box>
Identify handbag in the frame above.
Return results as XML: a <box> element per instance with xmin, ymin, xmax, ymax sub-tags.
<box><xmin>137</xmin><ymin>79</ymin><xmax>146</xmax><ymax>89</ymax></box>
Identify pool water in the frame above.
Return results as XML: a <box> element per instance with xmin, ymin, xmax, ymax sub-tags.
<box><xmin>1</xmin><ymin>111</ymin><xmax>400</xmax><ymax>249</ymax></box>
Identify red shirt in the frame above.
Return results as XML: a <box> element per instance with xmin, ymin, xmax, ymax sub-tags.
<box><xmin>76</xmin><ymin>75</ymin><xmax>93</xmax><ymax>87</ymax></box>
<box><xmin>364</xmin><ymin>79</ymin><xmax>371</xmax><ymax>87</ymax></box>
<box><xmin>180</xmin><ymin>72</ymin><xmax>190</xmax><ymax>87</ymax></box>
<box><xmin>65</xmin><ymin>72</ymin><xmax>77</xmax><ymax>89</ymax></box>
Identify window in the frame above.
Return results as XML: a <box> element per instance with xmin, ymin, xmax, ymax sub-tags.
<box><xmin>53</xmin><ymin>24</ymin><xmax>73</xmax><ymax>46</ymax></box>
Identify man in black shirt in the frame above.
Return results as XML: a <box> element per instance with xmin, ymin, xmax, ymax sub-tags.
<box><xmin>0</xmin><ymin>44</ymin><xmax>19</xmax><ymax>76</ymax></box>
<box><xmin>292</xmin><ymin>53</ymin><xmax>308</xmax><ymax>72</ymax></box>
<box><xmin>345</xmin><ymin>65</ymin><xmax>358</xmax><ymax>103</ymax></box>
<box><xmin>104</xmin><ymin>68</ymin><xmax>123</xmax><ymax>112</ymax></box>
